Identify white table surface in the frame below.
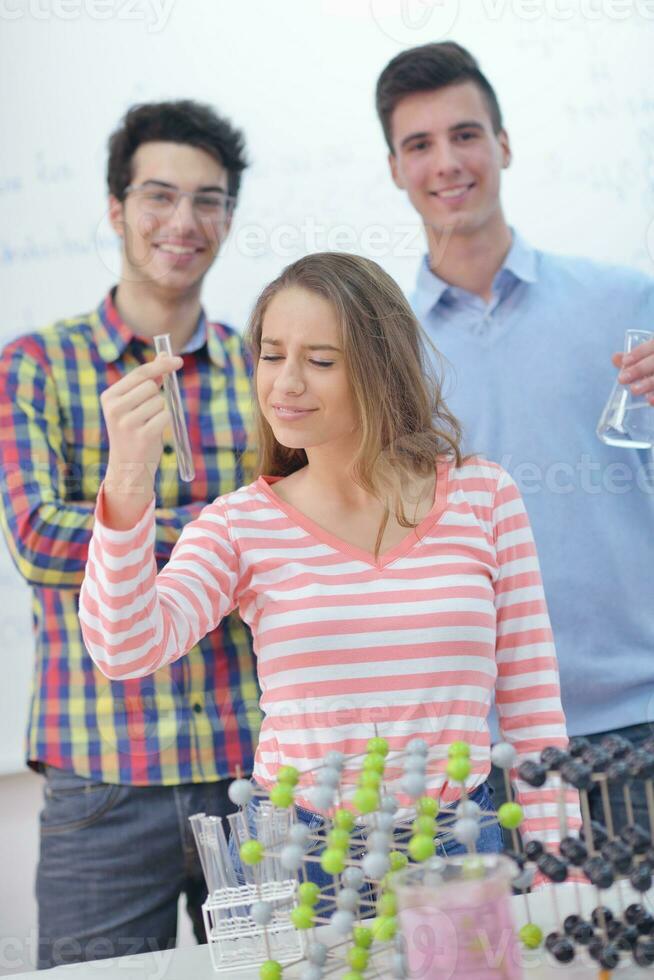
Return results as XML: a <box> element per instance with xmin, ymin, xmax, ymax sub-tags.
<box><xmin>17</xmin><ymin>883</ymin><xmax>652</xmax><ymax>979</ymax></box>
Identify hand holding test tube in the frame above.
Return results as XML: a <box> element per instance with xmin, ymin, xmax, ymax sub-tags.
<box><xmin>153</xmin><ymin>334</ymin><xmax>195</xmax><ymax>482</ymax></box>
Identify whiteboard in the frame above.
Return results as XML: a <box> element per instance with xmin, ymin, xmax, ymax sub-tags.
<box><xmin>1</xmin><ymin>0</ymin><xmax>653</xmax><ymax>774</ymax></box>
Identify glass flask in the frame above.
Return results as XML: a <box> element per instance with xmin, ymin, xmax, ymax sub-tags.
<box><xmin>394</xmin><ymin>853</ymin><xmax>523</xmax><ymax>979</ymax></box>
<box><xmin>597</xmin><ymin>329</ymin><xmax>654</xmax><ymax>449</ymax></box>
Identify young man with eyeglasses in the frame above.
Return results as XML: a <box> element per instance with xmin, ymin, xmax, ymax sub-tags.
<box><xmin>0</xmin><ymin>100</ymin><xmax>261</xmax><ymax>968</ymax></box>
<box><xmin>376</xmin><ymin>44</ymin><xmax>654</xmax><ymax>828</ymax></box>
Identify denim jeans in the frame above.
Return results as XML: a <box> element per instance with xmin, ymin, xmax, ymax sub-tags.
<box><xmin>36</xmin><ymin>766</ymin><xmax>236</xmax><ymax>969</ymax></box>
<box><xmin>488</xmin><ymin>722</ymin><xmax>654</xmax><ymax>849</ymax></box>
<box><xmin>230</xmin><ymin>781</ymin><xmax>502</xmax><ymax>905</ymax></box>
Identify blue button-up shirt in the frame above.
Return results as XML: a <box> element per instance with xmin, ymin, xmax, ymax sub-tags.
<box><xmin>413</xmin><ymin>231</ymin><xmax>654</xmax><ymax>737</ymax></box>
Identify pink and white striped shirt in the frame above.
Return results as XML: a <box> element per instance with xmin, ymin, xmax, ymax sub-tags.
<box><xmin>80</xmin><ymin>458</ymin><xmax>578</xmax><ymax>842</ymax></box>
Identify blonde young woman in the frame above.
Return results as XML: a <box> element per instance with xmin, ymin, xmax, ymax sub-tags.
<box><xmin>79</xmin><ymin>253</ymin><xmax>577</xmax><ymax>886</ymax></box>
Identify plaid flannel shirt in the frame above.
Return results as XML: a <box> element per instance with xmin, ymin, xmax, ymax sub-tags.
<box><xmin>0</xmin><ymin>290</ymin><xmax>262</xmax><ymax>784</ymax></box>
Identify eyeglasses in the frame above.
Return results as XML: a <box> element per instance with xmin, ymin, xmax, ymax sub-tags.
<box><xmin>123</xmin><ymin>183</ymin><xmax>236</xmax><ymax>220</ymax></box>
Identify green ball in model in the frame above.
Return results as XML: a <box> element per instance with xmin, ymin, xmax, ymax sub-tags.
<box><xmin>498</xmin><ymin>802</ymin><xmax>524</xmax><ymax>829</ymax></box>
<box><xmin>448</xmin><ymin>740</ymin><xmax>470</xmax><ymax>759</ymax></box>
<box><xmin>519</xmin><ymin>923</ymin><xmax>543</xmax><ymax>949</ymax></box>
<box><xmin>290</xmin><ymin>904</ymin><xmax>314</xmax><ymax>929</ymax></box>
<box><xmin>333</xmin><ymin>808</ymin><xmax>355</xmax><ymax>831</ymax></box>
<box><xmin>445</xmin><ymin>757</ymin><xmax>471</xmax><ymax>782</ymax></box>
<box><xmin>320</xmin><ymin>847</ymin><xmax>346</xmax><ymax>875</ymax></box>
<box><xmin>259</xmin><ymin>960</ymin><xmax>282</xmax><ymax>980</ymax></box>
<box><xmin>372</xmin><ymin>915</ymin><xmax>397</xmax><ymax>941</ymax></box>
<box><xmin>389</xmin><ymin>850</ymin><xmax>408</xmax><ymax>871</ymax></box>
<box><xmin>297</xmin><ymin>881</ymin><xmax>320</xmax><ymax>906</ymax></box>
<box><xmin>412</xmin><ymin>814</ymin><xmax>436</xmax><ymax>836</ymax></box>
<box><xmin>269</xmin><ymin>783</ymin><xmax>294</xmax><ymax>808</ymax></box>
<box><xmin>341</xmin><ymin>973</ymin><xmax>364</xmax><ymax>980</ymax></box>
<box><xmin>358</xmin><ymin>770</ymin><xmax>381</xmax><ymax>790</ymax></box>
<box><xmin>367</xmin><ymin>736</ymin><xmax>389</xmax><ymax>756</ymax></box>
<box><xmin>377</xmin><ymin>891</ymin><xmax>397</xmax><ymax>917</ymax></box>
<box><xmin>347</xmin><ymin>946</ymin><xmax>369</xmax><ymax>971</ymax></box>
<box><xmin>239</xmin><ymin>840</ymin><xmax>265</xmax><ymax>865</ymax></box>
<box><xmin>327</xmin><ymin>827</ymin><xmax>350</xmax><ymax>849</ymax></box>
<box><xmin>362</xmin><ymin>752</ymin><xmax>386</xmax><ymax>774</ymax></box>
<box><xmin>381</xmin><ymin>870</ymin><xmax>397</xmax><ymax>892</ymax></box>
<box><xmin>353</xmin><ymin>786</ymin><xmax>379</xmax><ymax>814</ymax></box>
<box><xmin>417</xmin><ymin>795</ymin><xmax>439</xmax><ymax>817</ymax></box>
<box><xmin>276</xmin><ymin>765</ymin><xmax>299</xmax><ymax>786</ymax></box>
<box><xmin>408</xmin><ymin>834</ymin><xmax>435</xmax><ymax>862</ymax></box>
<box><xmin>353</xmin><ymin>925</ymin><xmax>373</xmax><ymax>948</ymax></box>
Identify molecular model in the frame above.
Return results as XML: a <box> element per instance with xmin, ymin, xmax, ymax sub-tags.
<box><xmin>189</xmin><ymin>733</ymin><xmax>654</xmax><ymax>978</ymax></box>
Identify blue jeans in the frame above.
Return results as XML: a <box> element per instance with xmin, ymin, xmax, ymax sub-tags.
<box><xmin>230</xmin><ymin>782</ymin><xmax>502</xmax><ymax>901</ymax></box>
<box><xmin>36</xmin><ymin>766</ymin><xmax>236</xmax><ymax>969</ymax></box>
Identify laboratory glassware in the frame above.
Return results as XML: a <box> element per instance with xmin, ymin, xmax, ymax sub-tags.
<box><xmin>597</xmin><ymin>329</ymin><xmax>654</xmax><ymax>449</ymax></box>
<box><xmin>153</xmin><ymin>333</ymin><xmax>195</xmax><ymax>481</ymax></box>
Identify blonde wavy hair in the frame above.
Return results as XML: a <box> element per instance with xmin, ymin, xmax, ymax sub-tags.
<box><xmin>245</xmin><ymin>252</ymin><xmax>463</xmax><ymax>556</ymax></box>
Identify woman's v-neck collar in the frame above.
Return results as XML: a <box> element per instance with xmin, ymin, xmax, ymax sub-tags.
<box><xmin>256</xmin><ymin>460</ymin><xmax>450</xmax><ymax>571</ymax></box>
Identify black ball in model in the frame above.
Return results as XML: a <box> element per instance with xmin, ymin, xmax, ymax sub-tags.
<box><xmin>582</xmin><ymin>745</ymin><xmax>611</xmax><ymax>772</ymax></box>
<box><xmin>568</xmin><ymin>736</ymin><xmax>591</xmax><ymax>757</ymax></box>
<box><xmin>537</xmin><ymin>853</ymin><xmax>568</xmax><ymax>883</ymax></box>
<box><xmin>600</xmin><ymin>733</ymin><xmax>632</xmax><ymax>758</ymax></box>
<box><xmin>625</xmin><ymin>904</ymin><xmax>647</xmax><ymax>926</ymax></box>
<box><xmin>601</xmin><ymin>838</ymin><xmax>633</xmax><ymax>874</ymax></box>
<box><xmin>524</xmin><ymin>840</ymin><xmax>544</xmax><ymax>861</ymax></box>
<box><xmin>598</xmin><ymin>944</ymin><xmax>620</xmax><ymax>970</ymax></box>
<box><xmin>630</xmin><ymin>864</ymin><xmax>653</xmax><ymax>893</ymax></box>
<box><xmin>588</xmin><ymin>936</ymin><xmax>604</xmax><ymax>961</ymax></box>
<box><xmin>563</xmin><ymin>914</ymin><xmax>580</xmax><ymax>936</ymax></box>
<box><xmin>545</xmin><ymin>932</ymin><xmax>560</xmax><ymax>952</ymax></box>
<box><xmin>623</xmin><ymin>926</ymin><xmax>641</xmax><ymax>948</ymax></box>
<box><xmin>560</xmin><ymin>835</ymin><xmax>588</xmax><ymax>866</ymax></box>
<box><xmin>583</xmin><ymin>856</ymin><xmax>614</xmax><ymax>890</ymax></box>
<box><xmin>560</xmin><ymin>759</ymin><xmax>593</xmax><ymax>790</ymax></box>
<box><xmin>634</xmin><ymin>938</ymin><xmax>654</xmax><ymax>966</ymax></box>
<box><xmin>517</xmin><ymin>760</ymin><xmax>547</xmax><ymax>787</ymax></box>
<box><xmin>580</xmin><ymin>821</ymin><xmax>609</xmax><ymax>848</ymax></box>
<box><xmin>572</xmin><ymin>921</ymin><xmax>594</xmax><ymax>946</ymax></box>
<box><xmin>540</xmin><ymin>746</ymin><xmax>568</xmax><ymax>770</ymax></box>
<box><xmin>637</xmin><ymin>913</ymin><xmax>654</xmax><ymax>936</ymax></box>
<box><xmin>627</xmin><ymin>749</ymin><xmax>654</xmax><ymax>780</ymax></box>
<box><xmin>620</xmin><ymin>824</ymin><xmax>651</xmax><ymax>855</ymax></box>
<box><xmin>591</xmin><ymin>906</ymin><xmax>614</xmax><ymax>929</ymax></box>
<box><xmin>616</xmin><ymin>925</ymin><xmax>640</xmax><ymax>951</ymax></box>
<box><xmin>550</xmin><ymin>938</ymin><xmax>575</xmax><ymax>963</ymax></box>
<box><xmin>607</xmin><ymin>759</ymin><xmax>631</xmax><ymax>784</ymax></box>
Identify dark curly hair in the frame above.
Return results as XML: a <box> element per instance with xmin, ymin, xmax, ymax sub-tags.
<box><xmin>107</xmin><ymin>100</ymin><xmax>248</xmax><ymax>200</ymax></box>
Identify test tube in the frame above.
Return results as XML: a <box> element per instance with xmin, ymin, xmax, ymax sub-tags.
<box><xmin>153</xmin><ymin>334</ymin><xmax>195</xmax><ymax>482</ymax></box>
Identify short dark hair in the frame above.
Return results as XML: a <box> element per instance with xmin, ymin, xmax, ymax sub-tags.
<box><xmin>376</xmin><ymin>42</ymin><xmax>503</xmax><ymax>153</ymax></box>
<box><xmin>107</xmin><ymin>99</ymin><xmax>248</xmax><ymax>200</ymax></box>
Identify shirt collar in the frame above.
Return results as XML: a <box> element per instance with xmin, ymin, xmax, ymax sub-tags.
<box><xmin>412</xmin><ymin>228</ymin><xmax>538</xmax><ymax>320</ymax></box>
<box><xmin>92</xmin><ymin>289</ymin><xmax>225</xmax><ymax>367</ymax></box>
<box><xmin>502</xmin><ymin>229</ymin><xmax>538</xmax><ymax>286</ymax></box>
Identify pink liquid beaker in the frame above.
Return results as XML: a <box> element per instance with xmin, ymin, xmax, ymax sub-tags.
<box><xmin>395</xmin><ymin>854</ymin><xmax>523</xmax><ymax>980</ymax></box>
